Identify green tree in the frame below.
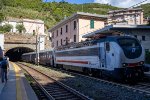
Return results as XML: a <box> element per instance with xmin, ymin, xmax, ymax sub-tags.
<box><xmin>0</xmin><ymin>0</ymin><xmax>4</xmax><ymax>22</ymax></box>
<box><xmin>0</xmin><ymin>12</ymin><xmax>4</xmax><ymax>22</ymax></box>
<box><xmin>3</xmin><ymin>24</ymin><xmax>13</xmax><ymax>32</ymax></box>
<box><xmin>0</xmin><ymin>0</ymin><xmax>4</xmax><ymax>9</ymax></box>
<box><xmin>16</xmin><ymin>24</ymin><xmax>26</xmax><ymax>33</ymax></box>
<box><xmin>0</xmin><ymin>26</ymin><xmax>3</xmax><ymax>32</ymax></box>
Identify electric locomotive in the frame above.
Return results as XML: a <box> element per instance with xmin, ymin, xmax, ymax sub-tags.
<box><xmin>55</xmin><ymin>36</ymin><xmax>145</xmax><ymax>81</ymax></box>
<box><xmin>22</xmin><ymin>35</ymin><xmax>145</xmax><ymax>82</ymax></box>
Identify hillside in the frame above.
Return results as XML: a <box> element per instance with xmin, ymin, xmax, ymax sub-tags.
<box><xmin>0</xmin><ymin>1</ymin><xmax>119</xmax><ymax>28</ymax></box>
<box><xmin>0</xmin><ymin>0</ymin><xmax>150</xmax><ymax>28</ymax></box>
<box><xmin>140</xmin><ymin>3</ymin><xmax>150</xmax><ymax>18</ymax></box>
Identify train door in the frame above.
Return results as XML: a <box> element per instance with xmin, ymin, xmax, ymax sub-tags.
<box><xmin>50</xmin><ymin>52</ymin><xmax>53</xmax><ymax>66</ymax></box>
<box><xmin>105</xmin><ymin>42</ymin><xmax>115</xmax><ymax>70</ymax></box>
<box><xmin>99</xmin><ymin>42</ymin><xmax>106</xmax><ymax>69</ymax></box>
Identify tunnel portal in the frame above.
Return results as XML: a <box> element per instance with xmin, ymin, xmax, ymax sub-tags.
<box><xmin>5</xmin><ymin>47</ymin><xmax>34</xmax><ymax>62</ymax></box>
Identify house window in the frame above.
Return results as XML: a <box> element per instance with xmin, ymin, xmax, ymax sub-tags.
<box><xmin>52</xmin><ymin>32</ymin><xmax>54</xmax><ymax>38</ymax></box>
<box><xmin>57</xmin><ymin>41</ymin><xmax>58</xmax><ymax>46</ymax></box>
<box><xmin>57</xmin><ymin>30</ymin><xmax>58</xmax><ymax>36</ymax></box>
<box><xmin>142</xmin><ymin>36</ymin><xmax>145</xmax><ymax>41</ymax></box>
<box><xmin>66</xmin><ymin>25</ymin><xmax>68</xmax><ymax>33</ymax></box>
<box><xmin>66</xmin><ymin>37</ymin><xmax>68</xmax><ymax>45</ymax></box>
<box><xmin>74</xmin><ymin>35</ymin><xmax>76</xmax><ymax>42</ymax></box>
<box><xmin>52</xmin><ymin>43</ymin><xmax>54</xmax><ymax>47</ymax></box>
<box><xmin>33</xmin><ymin>30</ymin><xmax>35</xmax><ymax>35</ymax></box>
<box><xmin>74</xmin><ymin>21</ymin><xmax>76</xmax><ymax>30</ymax></box>
<box><xmin>90</xmin><ymin>20</ymin><xmax>94</xmax><ymax>29</ymax></box>
<box><xmin>60</xmin><ymin>28</ymin><xmax>62</xmax><ymax>35</ymax></box>
<box><xmin>61</xmin><ymin>39</ymin><xmax>62</xmax><ymax>45</ymax></box>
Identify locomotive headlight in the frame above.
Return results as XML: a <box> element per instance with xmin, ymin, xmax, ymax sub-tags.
<box><xmin>140</xmin><ymin>61</ymin><xmax>144</xmax><ymax>65</ymax></box>
<box><xmin>122</xmin><ymin>63</ymin><xmax>127</xmax><ymax>67</ymax></box>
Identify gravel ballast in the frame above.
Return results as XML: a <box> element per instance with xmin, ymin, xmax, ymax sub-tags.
<box><xmin>21</xmin><ymin>62</ymin><xmax>150</xmax><ymax>100</ymax></box>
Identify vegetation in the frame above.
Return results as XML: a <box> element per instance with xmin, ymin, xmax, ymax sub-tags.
<box><xmin>140</xmin><ymin>3</ymin><xmax>150</xmax><ymax>18</ymax></box>
<box><xmin>16</xmin><ymin>24</ymin><xmax>26</xmax><ymax>33</ymax></box>
<box><xmin>0</xmin><ymin>0</ymin><xmax>149</xmax><ymax>29</ymax></box>
<box><xmin>2</xmin><ymin>24</ymin><xmax>13</xmax><ymax>32</ymax></box>
<box><xmin>0</xmin><ymin>0</ymin><xmax>119</xmax><ymax>28</ymax></box>
<box><xmin>0</xmin><ymin>12</ymin><xmax>4</xmax><ymax>22</ymax></box>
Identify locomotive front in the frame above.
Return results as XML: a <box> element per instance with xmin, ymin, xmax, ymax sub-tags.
<box><xmin>117</xmin><ymin>37</ymin><xmax>145</xmax><ymax>82</ymax></box>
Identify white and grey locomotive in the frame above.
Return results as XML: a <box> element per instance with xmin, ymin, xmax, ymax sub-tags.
<box><xmin>22</xmin><ymin>36</ymin><xmax>145</xmax><ymax>81</ymax></box>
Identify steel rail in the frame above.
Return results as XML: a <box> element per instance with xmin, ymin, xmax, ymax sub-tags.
<box><xmin>17</xmin><ymin>62</ymin><xmax>92</xmax><ymax>100</ymax></box>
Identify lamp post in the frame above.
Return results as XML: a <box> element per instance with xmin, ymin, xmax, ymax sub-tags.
<box><xmin>36</xmin><ymin>33</ymin><xmax>39</xmax><ymax>66</ymax></box>
<box><xmin>35</xmin><ymin>28</ymin><xmax>47</xmax><ymax>66</ymax></box>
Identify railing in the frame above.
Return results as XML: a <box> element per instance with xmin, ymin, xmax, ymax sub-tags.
<box><xmin>55</xmin><ymin>40</ymin><xmax>97</xmax><ymax>51</ymax></box>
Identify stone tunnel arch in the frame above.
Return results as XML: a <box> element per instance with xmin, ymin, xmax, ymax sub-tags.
<box><xmin>5</xmin><ymin>47</ymin><xmax>34</xmax><ymax>62</ymax></box>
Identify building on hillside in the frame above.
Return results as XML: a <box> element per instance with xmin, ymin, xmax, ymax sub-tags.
<box><xmin>83</xmin><ymin>24</ymin><xmax>150</xmax><ymax>51</ymax></box>
<box><xmin>1</xmin><ymin>18</ymin><xmax>44</xmax><ymax>35</ymax></box>
<box><xmin>48</xmin><ymin>12</ymin><xmax>107</xmax><ymax>48</ymax></box>
<box><xmin>108</xmin><ymin>8</ymin><xmax>144</xmax><ymax>25</ymax></box>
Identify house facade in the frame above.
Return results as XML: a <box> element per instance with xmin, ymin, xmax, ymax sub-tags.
<box><xmin>1</xmin><ymin>18</ymin><xmax>44</xmax><ymax>35</ymax></box>
<box><xmin>49</xmin><ymin>12</ymin><xmax>107</xmax><ymax>48</ymax></box>
<box><xmin>108</xmin><ymin>8</ymin><xmax>144</xmax><ymax>25</ymax></box>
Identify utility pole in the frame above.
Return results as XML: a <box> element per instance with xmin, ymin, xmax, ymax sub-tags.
<box><xmin>36</xmin><ymin>27</ymin><xmax>39</xmax><ymax>66</ymax></box>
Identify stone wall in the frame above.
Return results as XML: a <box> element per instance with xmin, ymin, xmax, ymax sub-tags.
<box><xmin>4</xmin><ymin>33</ymin><xmax>51</xmax><ymax>52</ymax></box>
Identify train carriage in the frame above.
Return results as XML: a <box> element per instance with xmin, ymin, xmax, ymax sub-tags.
<box><xmin>39</xmin><ymin>50</ymin><xmax>54</xmax><ymax>66</ymax></box>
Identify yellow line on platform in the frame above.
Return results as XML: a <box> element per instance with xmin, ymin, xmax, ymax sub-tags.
<box><xmin>12</xmin><ymin>62</ymin><xmax>22</xmax><ymax>100</ymax></box>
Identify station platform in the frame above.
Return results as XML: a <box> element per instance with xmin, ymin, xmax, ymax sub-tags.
<box><xmin>0</xmin><ymin>62</ymin><xmax>38</xmax><ymax>100</ymax></box>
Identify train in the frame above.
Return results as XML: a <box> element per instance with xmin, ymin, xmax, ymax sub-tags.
<box><xmin>22</xmin><ymin>36</ymin><xmax>146</xmax><ymax>82</ymax></box>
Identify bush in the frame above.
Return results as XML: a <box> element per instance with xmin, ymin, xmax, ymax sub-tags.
<box><xmin>2</xmin><ymin>24</ymin><xmax>13</xmax><ymax>32</ymax></box>
<box><xmin>16</xmin><ymin>24</ymin><xmax>26</xmax><ymax>33</ymax></box>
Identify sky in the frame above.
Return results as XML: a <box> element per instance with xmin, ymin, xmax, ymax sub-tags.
<box><xmin>46</xmin><ymin>0</ymin><xmax>150</xmax><ymax>8</ymax></box>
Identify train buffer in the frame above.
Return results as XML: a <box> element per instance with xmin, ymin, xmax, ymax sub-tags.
<box><xmin>0</xmin><ymin>62</ymin><xmax>38</xmax><ymax>100</ymax></box>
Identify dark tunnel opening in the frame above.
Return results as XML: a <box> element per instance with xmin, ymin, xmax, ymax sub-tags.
<box><xmin>5</xmin><ymin>47</ymin><xmax>34</xmax><ymax>62</ymax></box>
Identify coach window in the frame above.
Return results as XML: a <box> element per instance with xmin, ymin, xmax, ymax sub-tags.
<box><xmin>106</xmin><ymin>42</ymin><xmax>110</xmax><ymax>51</ymax></box>
<box><xmin>142</xmin><ymin>36</ymin><xmax>145</xmax><ymax>41</ymax></box>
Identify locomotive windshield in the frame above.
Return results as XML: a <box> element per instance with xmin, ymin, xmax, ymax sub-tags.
<box><xmin>117</xmin><ymin>37</ymin><xmax>142</xmax><ymax>59</ymax></box>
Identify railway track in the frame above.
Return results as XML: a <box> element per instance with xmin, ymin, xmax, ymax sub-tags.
<box><xmin>17</xmin><ymin>63</ymin><xmax>91</xmax><ymax>100</ymax></box>
<box><xmin>46</xmin><ymin>65</ymin><xmax>150</xmax><ymax>96</ymax></box>
<box><xmin>132</xmin><ymin>82</ymin><xmax>150</xmax><ymax>94</ymax></box>
<box><xmin>71</xmin><ymin>70</ymin><xmax>150</xmax><ymax>96</ymax></box>
<box><xmin>19</xmin><ymin>62</ymin><xmax>150</xmax><ymax>99</ymax></box>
